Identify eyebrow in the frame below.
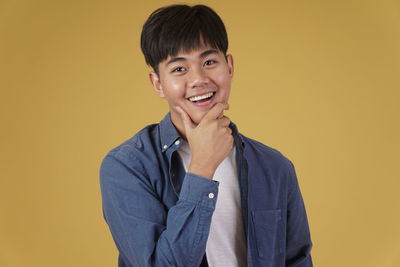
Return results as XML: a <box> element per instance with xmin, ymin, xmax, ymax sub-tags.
<box><xmin>166</xmin><ymin>49</ymin><xmax>219</xmax><ymax>66</ymax></box>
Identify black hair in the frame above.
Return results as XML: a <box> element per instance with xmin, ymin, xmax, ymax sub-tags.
<box><xmin>140</xmin><ymin>4</ymin><xmax>228</xmax><ymax>75</ymax></box>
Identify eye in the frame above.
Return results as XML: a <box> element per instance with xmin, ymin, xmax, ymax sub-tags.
<box><xmin>172</xmin><ymin>66</ymin><xmax>186</xmax><ymax>73</ymax></box>
<box><xmin>204</xmin><ymin>60</ymin><xmax>216</xmax><ymax>66</ymax></box>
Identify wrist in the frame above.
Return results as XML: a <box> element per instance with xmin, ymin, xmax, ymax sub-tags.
<box><xmin>188</xmin><ymin>162</ymin><xmax>216</xmax><ymax>179</ymax></box>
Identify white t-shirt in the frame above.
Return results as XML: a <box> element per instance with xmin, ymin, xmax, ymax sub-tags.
<box><xmin>177</xmin><ymin>139</ymin><xmax>247</xmax><ymax>267</ymax></box>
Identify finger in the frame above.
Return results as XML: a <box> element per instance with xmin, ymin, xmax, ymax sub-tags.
<box><xmin>223</xmin><ymin>126</ymin><xmax>232</xmax><ymax>135</ymax></box>
<box><xmin>175</xmin><ymin>106</ymin><xmax>195</xmax><ymax>131</ymax></box>
<box><xmin>218</xmin><ymin>116</ymin><xmax>231</xmax><ymax>127</ymax></box>
<box><xmin>217</xmin><ymin>106</ymin><xmax>227</xmax><ymax>119</ymax></box>
<box><xmin>205</xmin><ymin>102</ymin><xmax>229</xmax><ymax>121</ymax></box>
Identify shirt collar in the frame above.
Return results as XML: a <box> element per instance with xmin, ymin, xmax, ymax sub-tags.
<box><xmin>230</xmin><ymin>121</ymin><xmax>245</xmax><ymax>148</ymax></box>
<box><xmin>159</xmin><ymin>112</ymin><xmax>245</xmax><ymax>153</ymax></box>
<box><xmin>159</xmin><ymin>113</ymin><xmax>181</xmax><ymax>152</ymax></box>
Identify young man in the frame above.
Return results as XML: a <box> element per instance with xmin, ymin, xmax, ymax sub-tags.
<box><xmin>100</xmin><ymin>4</ymin><xmax>313</xmax><ymax>267</ymax></box>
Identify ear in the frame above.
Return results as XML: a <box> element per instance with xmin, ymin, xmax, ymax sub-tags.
<box><xmin>226</xmin><ymin>54</ymin><xmax>234</xmax><ymax>78</ymax></box>
<box><xmin>149</xmin><ymin>71</ymin><xmax>165</xmax><ymax>98</ymax></box>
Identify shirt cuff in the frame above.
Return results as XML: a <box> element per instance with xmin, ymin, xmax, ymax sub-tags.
<box><xmin>179</xmin><ymin>172</ymin><xmax>219</xmax><ymax>210</ymax></box>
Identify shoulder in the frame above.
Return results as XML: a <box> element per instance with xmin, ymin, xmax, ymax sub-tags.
<box><xmin>239</xmin><ymin>134</ymin><xmax>300</xmax><ymax>196</ymax></box>
<box><xmin>99</xmin><ymin>122</ymin><xmax>165</xmax><ymax>194</ymax></box>
<box><xmin>240</xmin><ymin>134</ymin><xmax>294</xmax><ymax>173</ymax></box>
<box><xmin>100</xmin><ymin>123</ymin><xmax>161</xmax><ymax>171</ymax></box>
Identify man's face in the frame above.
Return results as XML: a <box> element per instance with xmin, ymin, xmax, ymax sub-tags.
<box><xmin>149</xmin><ymin>44</ymin><xmax>234</xmax><ymax>129</ymax></box>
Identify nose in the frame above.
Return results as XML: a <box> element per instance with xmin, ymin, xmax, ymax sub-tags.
<box><xmin>188</xmin><ymin>67</ymin><xmax>209</xmax><ymax>89</ymax></box>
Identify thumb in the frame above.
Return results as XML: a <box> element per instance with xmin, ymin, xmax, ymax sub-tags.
<box><xmin>175</xmin><ymin>106</ymin><xmax>195</xmax><ymax>131</ymax></box>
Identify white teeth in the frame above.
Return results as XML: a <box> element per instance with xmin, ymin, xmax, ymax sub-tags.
<box><xmin>189</xmin><ymin>92</ymin><xmax>214</xmax><ymax>102</ymax></box>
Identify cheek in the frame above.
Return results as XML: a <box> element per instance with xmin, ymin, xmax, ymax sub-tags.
<box><xmin>162</xmin><ymin>80</ymin><xmax>186</xmax><ymax>99</ymax></box>
<box><xmin>214</xmin><ymin>67</ymin><xmax>232</xmax><ymax>85</ymax></box>
<box><xmin>215</xmin><ymin>72</ymin><xmax>232</xmax><ymax>95</ymax></box>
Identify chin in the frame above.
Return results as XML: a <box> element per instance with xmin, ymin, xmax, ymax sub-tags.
<box><xmin>190</xmin><ymin>112</ymin><xmax>207</xmax><ymax>125</ymax></box>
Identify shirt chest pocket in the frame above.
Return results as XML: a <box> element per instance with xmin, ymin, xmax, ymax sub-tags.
<box><xmin>251</xmin><ymin>209</ymin><xmax>282</xmax><ymax>260</ymax></box>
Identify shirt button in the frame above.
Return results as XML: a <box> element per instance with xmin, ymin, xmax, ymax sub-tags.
<box><xmin>175</xmin><ymin>140</ymin><xmax>180</xmax><ymax>145</ymax></box>
<box><xmin>208</xmin><ymin>193</ymin><xmax>215</xmax><ymax>199</ymax></box>
<box><xmin>163</xmin><ymin>145</ymin><xmax>168</xmax><ymax>149</ymax></box>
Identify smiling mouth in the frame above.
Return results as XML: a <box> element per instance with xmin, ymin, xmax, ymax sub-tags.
<box><xmin>188</xmin><ymin>92</ymin><xmax>215</xmax><ymax>103</ymax></box>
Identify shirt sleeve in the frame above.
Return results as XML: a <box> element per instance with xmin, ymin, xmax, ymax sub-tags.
<box><xmin>285</xmin><ymin>160</ymin><xmax>313</xmax><ymax>267</ymax></box>
<box><xmin>99</xmin><ymin>153</ymin><xmax>218</xmax><ymax>267</ymax></box>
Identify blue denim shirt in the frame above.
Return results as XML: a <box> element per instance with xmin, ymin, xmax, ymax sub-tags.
<box><xmin>100</xmin><ymin>113</ymin><xmax>313</xmax><ymax>267</ymax></box>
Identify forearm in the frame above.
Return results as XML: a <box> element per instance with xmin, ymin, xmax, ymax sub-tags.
<box><xmin>150</xmin><ymin>173</ymin><xmax>218</xmax><ymax>266</ymax></box>
<box><xmin>100</xmin><ymin>155</ymin><xmax>218</xmax><ymax>267</ymax></box>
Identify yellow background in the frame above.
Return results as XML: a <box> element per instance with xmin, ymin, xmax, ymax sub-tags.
<box><xmin>1</xmin><ymin>0</ymin><xmax>399</xmax><ymax>266</ymax></box>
